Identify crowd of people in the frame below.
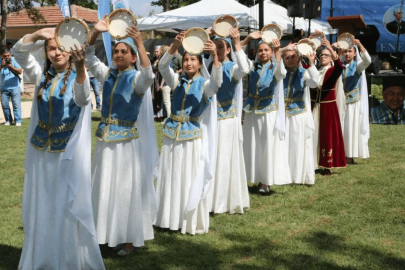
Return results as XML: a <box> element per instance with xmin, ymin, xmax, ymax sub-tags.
<box><xmin>4</xmin><ymin>16</ymin><xmax>405</xmax><ymax>269</ymax></box>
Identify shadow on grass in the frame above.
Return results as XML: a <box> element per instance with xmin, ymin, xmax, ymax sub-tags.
<box><xmin>220</xmin><ymin>230</ymin><xmax>405</xmax><ymax>269</ymax></box>
<box><xmin>0</xmin><ymin>244</ymin><xmax>21</xmax><ymax>269</ymax></box>
<box><xmin>92</xmin><ymin>115</ymin><xmax>101</xmax><ymax>122</ymax></box>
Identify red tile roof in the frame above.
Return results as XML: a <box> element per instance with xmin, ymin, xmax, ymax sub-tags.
<box><xmin>5</xmin><ymin>5</ymin><xmax>98</xmax><ymax>27</ymax></box>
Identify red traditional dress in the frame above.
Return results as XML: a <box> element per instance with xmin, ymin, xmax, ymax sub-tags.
<box><xmin>310</xmin><ymin>58</ymin><xmax>346</xmax><ymax>169</ymax></box>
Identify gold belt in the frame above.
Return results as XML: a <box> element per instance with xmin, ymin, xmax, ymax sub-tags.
<box><xmin>285</xmin><ymin>97</ymin><xmax>304</xmax><ymax>104</ymax></box>
<box><xmin>100</xmin><ymin>116</ymin><xmax>137</xmax><ymax>127</ymax></box>
<box><xmin>38</xmin><ymin>120</ymin><xmax>76</xmax><ymax>135</ymax></box>
<box><xmin>248</xmin><ymin>94</ymin><xmax>274</xmax><ymax>101</ymax></box>
<box><xmin>170</xmin><ymin>114</ymin><xmax>200</xmax><ymax>123</ymax></box>
<box><xmin>217</xmin><ymin>99</ymin><xmax>234</xmax><ymax>108</ymax></box>
<box><xmin>345</xmin><ymin>88</ymin><xmax>359</xmax><ymax>97</ymax></box>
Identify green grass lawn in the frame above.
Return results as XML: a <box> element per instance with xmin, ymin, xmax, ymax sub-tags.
<box><xmin>0</xmin><ymin>114</ymin><xmax>404</xmax><ymax>269</ymax></box>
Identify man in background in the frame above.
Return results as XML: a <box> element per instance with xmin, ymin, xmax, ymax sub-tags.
<box><xmin>0</xmin><ymin>48</ymin><xmax>22</xmax><ymax>126</ymax></box>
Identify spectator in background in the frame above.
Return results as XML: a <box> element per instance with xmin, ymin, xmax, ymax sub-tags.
<box><xmin>152</xmin><ymin>46</ymin><xmax>163</xmax><ymax>118</ymax></box>
<box><xmin>370</xmin><ymin>80</ymin><xmax>405</xmax><ymax>124</ymax></box>
<box><xmin>292</xmin><ymin>29</ymin><xmax>305</xmax><ymax>43</ymax></box>
<box><xmin>86</xmin><ymin>66</ymin><xmax>101</xmax><ymax>110</ymax></box>
<box><xmin>0</xmin><ymin>48</ymin><xmax>22</xmax><ymax>126</ymax></box>
<box><xmin>170</xmin><ymin>43</ymin><xmax>182</xmax><ymax>73</ymax></box>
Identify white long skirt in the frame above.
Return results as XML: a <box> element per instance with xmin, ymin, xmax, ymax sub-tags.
<box><xmin>19</xmin><ymin>148</ymin><xmax>104</xmax><ymax>270</ymax></box>
<box><xmin>343</xmin><ymin>102</ymin><xmax>370</xmax><ymax>158</ymax></box>
<box><xmin>285</xmin><ymin>114</ymin><xmax>315</xmax><ymax>185</ymax></box>
<box><xmin>91</xmin><ymin>139</ymin><xmax>155</xmax><ymax>247</ymax></box>
<box><xmin>155</xmin><ymin>137</ymin><xmax>209</xmax><ymax>235</ymax></box>
<box><xmin>206</xmin><ymin>116</ymin><xmax>250</xmax><ymax>214</ymax></box>
<box><xmin>243</xmin><ymin>112</ymin><xmax>291</xmax><ymax>185</ymax></box>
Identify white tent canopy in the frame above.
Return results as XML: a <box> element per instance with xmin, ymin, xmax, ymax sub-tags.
<box><xmin>249</xmin><ymin>0</ymin><xmax>336</xmax><ymax>35</ymax></box>
<box><xmin>137</xmin><ymin>0</ymin><xmax>256</xmax><ymax>32</ymax></box>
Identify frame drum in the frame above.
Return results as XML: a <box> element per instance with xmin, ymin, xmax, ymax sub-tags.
<box><xmin>261</xmin><ymin>24</ymin><xmax>282</xmax><ymax>43</ymax></box>
<box><xmin>308</xmin><ymin>32</ymin><xmax>325</xmax><ymax>49</ymax></box>
<box><xmin>213</xmin><ymin>15</ymin><xmax>238</xmax><ymax>38</ymax></box>
<box><xmin>55</xmin><ymin>17</ymin><xmax>90</xmax><ymax>52</ymax></box>
<box><xmin>107</xmin><ymin>8</ymin><xmax>137</xmax><ymax>39</ymax></box>
<box><xmin>183</xmin><ymin>27</ymin><xmax>209</xmax><ymax>55</ymax></box>
<box><xmin>296</xmin><ymin>38</ymin><xmax>316</xmax><ymax>57</ymax></box>
<box><xmin>337</xmin><ymin>32</ymin><xmax>354</xmax><ymax>50</ymax></box>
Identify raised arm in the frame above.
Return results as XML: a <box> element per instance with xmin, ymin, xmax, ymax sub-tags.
<box><xmin>303</xmin><ymin>52</ymin><xmax>320</xmax><ymax>88</ymax></box>
<box><xmin>230</xmin><ymin>28</ymin><xmax>251</xmax><ymax>80</ymax></box>
<box><xmin>203</xmin><ymin>40</ymin><xmax>222</xmax><ymax>99</ymax></box>
<box><xmin>85</xmin><ymin>18</ymin><xmax>110</xmax><ymax>84</ymax></box>
<box><xmin>240</xmin><ymin>31</ymin><xmax>261</xmax><ymax>47</ymax></box>
<box><xmin>353</xmin><ymin>39</ymin><xmax>371</xmax><ymax>74</ymax></box>
<box><xmin>71</xmin><ymin>45</ymin><xmax>91</xmax><ymax>107</ymax></box>
<box><xmin>12</xmin><ymin>28</ymin><xmax>55</xmax><ymax>84</ymax></box>
<box><xmin>273</xmin><ymin>39</ymin><xmax>286</xmax><ymax>82</ymax></box>
<box><xmin>159</xmin><ymin>32</ymin><xmax>184</xmax><ymax>89</ymax></box>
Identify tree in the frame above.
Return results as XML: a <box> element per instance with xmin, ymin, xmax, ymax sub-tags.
<box><xmin>1</xmin><ymin>0</ymin><xmax>97</xmax><ymax>49</ymax></box>
<box><xmin>151</xmin><ymin>0</ymin><xmax>199</xmax><ymax>12</ymax></box>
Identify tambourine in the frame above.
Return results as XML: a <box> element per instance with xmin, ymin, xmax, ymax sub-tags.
<box><xmin>308</xmin><ymin>32</ymin><xmax>325</xmax><ymax>49</ymax></box>
<box><xmin>182</xmin><ymin>27</ymin><xmax>209</xmax><ymax>55</ymax></box>
<box><xmin>54</xmin><ymin>17</ymin><xmax>90</xmax><ymax>52</ymax></box>
<box><xmin>261</xmin><ymin>24</ymin><xmax>282</xmax><ymax>43</ymax></box>
<box><xmin>296</xmin><ymin>38</ymin><xmax>316</xmax><ymax>57</ymax></box>
<box><xmin>107</xmin><ymin>8</ymin><xmax>137</xmax><ymax>39</ymax></box>
<box><xmin>213</xmin><ymin>15</ymin><xmax>238</xmax><ymax>38</ymax></box>
<box><xmin>337</xmin><ymin>32</ymin><xmax>354</xmax><ymax>50</ymax></box>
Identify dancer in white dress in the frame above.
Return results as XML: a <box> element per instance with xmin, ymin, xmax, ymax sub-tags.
<box><xmin>281</xmin><ymin>44</ymin><xmax>319</xmax><ymax>185</ymax></box>
<box><xmin>205</xmin><ymin>28</ymin><xmax>251</xmax><ymax>214</ymax></box>
<box><xmin>241</xmin><ymin>35</ymin><xmax>290</xmax><ymax>194</ymax></box>
<box><xmin>154</xmin><ymin>31</ymin><xmax>222</xmax><ymax>234</ymax></box>
<box><xmin>339</xmin><ymin>40</ymin><xmax>371</xmax><ymax>164</ymax></box>
<box><xmin>86</xmin><ymin>20</ymin><xmax>158</xmax><ymax>256</ymax></box>
<box><xmin>13</xmin><ymin>28</ymin><xmax>105</xmax><ymax>269</ymax></box>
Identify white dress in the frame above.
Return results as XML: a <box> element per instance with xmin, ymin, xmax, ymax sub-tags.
<box><xmin>206</xmin><ymin>50</ymin><xmax>250</xmax><ymax>214</ymax></box>
<box><xmin>243</xmin><ymin>60</ymin><xmax>291</xmax><ymax>186</ymax></box>
<box><xmin>285</xmin><ymin>66</ymin><xmax>319</xmax><ymax>185</ymax></box>
<box><xmin>342</xmin><ymin>51</ymin><xmax>371</xmax><ymax>159</ymax></box>
<box><xmin>14</xmin><ymin>39</ymin><xmax>105</xmax><ymax>269</ymax></box>
<box><xmin>154</xmin><ymin>51</ymin><xmax>222</xmax><ymax>234</ymax></box>
<box><xmin>85</xmin><ymin>45</ymin><xmax>158</xmax><ymax>247</ymax></box>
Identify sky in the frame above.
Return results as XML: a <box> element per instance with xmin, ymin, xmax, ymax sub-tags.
<box><xmin>131</xmin><ymin>0</ymin><xmax>163</xmax><ymax>17</ymax></box>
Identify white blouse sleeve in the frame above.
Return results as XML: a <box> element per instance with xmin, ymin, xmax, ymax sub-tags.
<box><xmin>134</xmin><ymin>64</ymin><xmax>154</xmax><ymax>95</ymax></box>
<box><xmin>12</xmin><ymin>37</ymin><xmax>43</xmax><ymax>85</ymax></box>
<box><xmin>356</xmin><ymin>50</ymin><xmax>371</xmax><ymax>74</ymax></box>
<box><xmin>231</xmin><ymin>49</ymin><xmax>251</xmax><ymax>81</ymax></box>
<box><xmin>84</xmin><ymin>45</ymin><xmax>110</xmax><ymax>85</ymax></box>
<box><xmin>73</xmin><ymin>71</ymin><xmax>91</xmax><ymax>107</ymax></box>
<box><xmin>158</xmin><ymin>51</ymin><xmax>179</xmax><ymax>90</ymax></box>
<box><xmin>304</xmin><ymin>65</ymin><xmax>321</xmax><ymax>88</ymax></box>
<box><xmin>204</xmin><ymin>65</ymin><xmax>223</xmax><ymax>99</ymax></box>
<box><xmin>274</xmin><ymin>59</ymin><xmax>287</xmax><ymax>82</ymax></box>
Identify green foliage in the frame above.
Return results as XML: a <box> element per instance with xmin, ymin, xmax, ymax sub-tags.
<box><xmin>151</xmin><ymin>0</ymin><xmax>199</xmax><ymax>12</ymax></box>
<box><xmin>0</xmin><ymin>116</ymin><xmax>404</xmax><ymax>269</ymax></box>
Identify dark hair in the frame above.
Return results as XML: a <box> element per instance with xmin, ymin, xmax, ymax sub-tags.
<box><xmin>114</xmin><ymin>43</ymin><xmax>137</xmax><ymax>57</ymax></box>
<box><xmin>182</xmin><ymin>52</ymin><xmax>203</xmax><ymax>65</ymax></box>
<box><xmin>0</xmin><ymin>48</ymin><xmax>10</xmax><ymax>55</ymax></box>
<box><xmin>37</xmin><ymin>40</ymin><xmax>73</xmax><ymax>101</ymax></box>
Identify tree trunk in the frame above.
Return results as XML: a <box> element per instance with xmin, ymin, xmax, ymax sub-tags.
<box><xmin>1</xmin><ymin>0</ymin><xmax>7</xmax><ymax>50</ymax></box>
<box><xmin>164</xmin><ymin>0</ymin><xmax>170</xmax><ymax>12</ymax></box>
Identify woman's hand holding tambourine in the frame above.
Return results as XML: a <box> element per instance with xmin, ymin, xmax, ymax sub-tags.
<box><xmin>249</xmin><ymin>31</ymin><xmax>262</xmax><ymax>40</ymax></box>
<box><xmin>306</xmin><ymin>51</ymin><xmax>316</xmax><ymax>67</ymax></box>
<box><xmin>271</xmin><ymin>39</ymin><xmax>281</xmax><ymax>51</ymax></box>
<box><xmin>126</xmin><ymin>25</ymin><xmax>143</xmax><ymax>46</ymax></box>
<box><xmin>37</xmin><ymin>28</ymin><xmax>56</xmax><ymax>41</ymax></box>
<box><xmin>204</xmin><ymin>40</ymin><xmax>217</xmax><ymax>56</ymax></box>
<box><xmin>70</xmin><ymin>44</ymin><xmax>86</xmax><ymax>66</ymax></box>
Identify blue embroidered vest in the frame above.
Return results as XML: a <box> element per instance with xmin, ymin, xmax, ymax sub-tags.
<box><xmin>163</xmin><ymin>75</ymin><xmax>210</xmax><ymax>141</ymax></box>
<box><xmin>31</xmin><ymin>68</ymin><xmax>81</xmax><ymax>152</ymax></box>
<box><xmin>343</xmin><ymin>61</ymin><xmax>361</xmax><ymax>104</ymax></box>
<box><xmin>217</xmin><ymin>61</ymin><xmax>239</xmax><ymax>120</ymax></box>
<box><xmin>243</xmin><ymin>61</ymin><xmax>278</xmax><ymax>114</ymax></box>
<box><xmin>283</xmin><ymin>67</ymin><xmax>306</xmax><ymax>117</ymax></box>
<box><xmin>95</xmin><ymin>67</ymin><xmax>144</xmax><ymax>142</ymax></box>
<box><xmin>370</xmin><ymin>102</ymin><xmax>405</xmax><ymax>125</ymax></box>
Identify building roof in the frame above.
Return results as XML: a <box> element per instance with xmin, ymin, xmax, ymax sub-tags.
<box><xmin>5</xmin><ymin>5</ymin><xmax>98</xmax><ymax>28</ymax></box>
